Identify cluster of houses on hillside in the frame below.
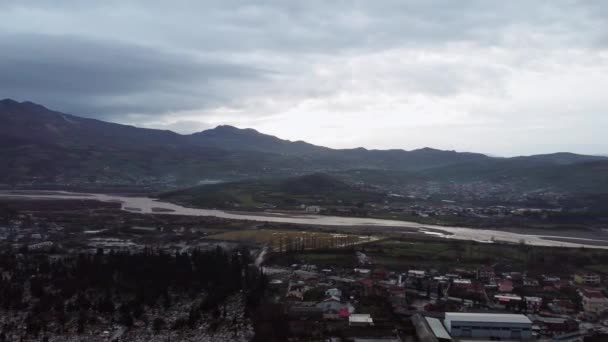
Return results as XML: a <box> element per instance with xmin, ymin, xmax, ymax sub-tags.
<box><xmin>263</xmin><ymin>260</ymin><xmax>608</xmax><ymax>341</ymax></box>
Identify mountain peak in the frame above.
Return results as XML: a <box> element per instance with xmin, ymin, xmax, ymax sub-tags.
<box><xmin>186</xmin><ymin>124</ymin><xmax>328</xmax><ymax>155</ymax></box>
<box><xmin>193</xmin><ymin>125</ymin><xmax>260</xmax><ymax>135</ymax></box>
<box><xmin>0</xmin><ymin>99</ymin><xmax>51</xmax><ymax>113</ymax></box>
<box><xmin>411</xmin><ymin>147</ymin><xmax>444</xmax><ymax>153</ymax></box>
<box><xmin>213</xmin><ymin>125</ymin><xmax>261</xmax><ymax>134</ymax></box>
<box><xmin>0</xmin><ymin>98</ymin><xmax>20</xmax><ymax>106</ymax></box>
<box><xmin>214</xmin><ymin>125</ymin><xmax>240</xmax><ymax>131</ymax></box>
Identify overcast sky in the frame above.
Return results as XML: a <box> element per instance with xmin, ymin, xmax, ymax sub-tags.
<box><xmin>1</xmin><ymin>1</ymin><xmax>607</xmax><ymax>156</ymax></box>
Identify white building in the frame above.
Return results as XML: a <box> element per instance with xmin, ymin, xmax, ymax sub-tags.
<box><xmin>444</xmin><ymin>312</ymin><xmax>532</xmax><ymax>340</ymax></box>
<box><xmin>408</xmin><ymin>270</ymin><xmax>426</xmax><ymax>278</ymax></box>
<box><xmin>453</xmin><ymin>279</ymin><xmax>472</xmax><ymax>286</ymax></box>
<box><xmin>305</xmin><ymin>206</ymin><xmax>321</xmax><ymax>214</ymax></box>
<box><xmin>349</xmin><ymin>314</ymin><xmax>374</xmax><ymax>327</ymax></box>
<box><xmin>574</xmin><ymin>272</ymin><xmax>601</xmax><ymax>285</ymax></box>
<box><xmin>28</xmin><ymin>241</ymin><xmax>54</xmax><ymax>250</ymax></box>
<box><xmin>354</xmin><ymin>268</ymin><xmax>371</xmax><ymax>275</ymax></box>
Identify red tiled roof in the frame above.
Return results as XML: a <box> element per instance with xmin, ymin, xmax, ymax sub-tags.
<box><xmin>499</xmin><ymin>279</ymin><xmax>514</xmax><ymax>292</ymax></box>
<box><xmin>581</xmin><ymin>289</ymin><xmax>607</xmax><ymax>299</ymax></box>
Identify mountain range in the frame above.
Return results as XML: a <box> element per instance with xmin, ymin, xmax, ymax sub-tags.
<box><xmin>1</xmin><ymin>98</ymin><xmax>607</xmax><ymax>193</ymax></box>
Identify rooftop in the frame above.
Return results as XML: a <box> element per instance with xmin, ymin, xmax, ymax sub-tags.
<box><xmin>445</xmin><ymin>312</ymin><xmax>532</xmax><ymax>324</ymax></box>
<box><xmin>580</xmin><ymin>289</ymin><xmax>607</xmax><ymax>299</ymax></box>
<box><xmin>425</xmin><ymin>316</ymin><xmax>451</xmax><ymax>340</ymax></box>
<box><xmin>349</xmin><ymin>314</ymin><xmax>374</xmax><ymax>323</ymax></box>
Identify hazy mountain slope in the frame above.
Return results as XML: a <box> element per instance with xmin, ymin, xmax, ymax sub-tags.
<box><xmin>188</xmin><ymin>125</ymin><xmax>329</xmax><ymax>155</ymax></box>
<box><xmin>510</xmin><ymin>152</ymin><xmax>607</xmax><ymax>165</ymax></box>
<box><xmin>189</xmin><ymin>125</ymin><xmax>492</xmax><ymax>170</ymax></box>
<box><xmin>0</xmin><ymin>99</ymin><xmax>183</xmax><ymax>149</ymax></box>
<box><xmin>0</xmin><ymin>99</ymin><xmax>303</xmax><ymax>185</ymax></box>
<box><xmin>1</xmin><ymin>99</ymin><xmax>606</xmax><ymax>189</ymax></box>
<box><xmin>424</xmin><ymin>159</ymin><xmax>608</xmax><ymax>193</ymax></box>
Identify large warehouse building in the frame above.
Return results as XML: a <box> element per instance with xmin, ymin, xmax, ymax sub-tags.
<box><xmin>444</xmin><ymin>312</ymin><xmax>533</xmax><ymax>340</ymax></box>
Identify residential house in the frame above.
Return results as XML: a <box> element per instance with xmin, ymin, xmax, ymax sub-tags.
<box><xmin>548</xmin><ymin>299</ymin><xmax>578</xmax><ymax>315</ymax></box>
<box><xmin>305</xmin><ymin>206</ymin><xmax>321</xmax><ymax>214</ymax></box>
<box><xmin>523</xmin><ymin>278</ymin><xmax>540</xmax><ymax>287</ymax></box>
<box><xmin>478</xmin><ymin>266</ymin><xmax>495</xmax><ymax>280</ymax></box>
<box><xmin>349</xmin><ymin>314</ymin><xmax>374</xmax><ymax>327</ymax></box>
<box><xmin>499</xmin><ymin>279</ymin><xmax>514</xmax><ymax>292</ymax></box>
<box><xmin>316</xmin><ymin>298</ymin><xmax>354</xmax><ymax>320</ymax></box>
<box><xmin>574</xmin><ymin>272</ymin><xmax>601</xmax><ymax>286</ymax></box>
<box><xmin>286</xmin><ymin>289</ymin><xmax>304</xmax><ymax>301</ymax></box>
<box><xmin>408</xmin><ymin>270</ymin><xmax>426</xmax><ymax>279</ymax></box>
<box><xmin>527</xmin><ymin>314</ymin><xmax>578</xmax><ymax>335</ymax></box>
<box><xmin>372</xmin><ymin>269</ymin><xmax>389</xmax><ymax>280</ymax></box>
<box><xmin>524</xmin><ymin>296</ymin><xmax>542</xmax><ymax>312</ymax></box>
<box><xmin>325</xmin><ymin>288</ymin><xmax>342</xmax><ymax>298</ymax></box>
<box><xmin>287</xmin><ymin>302</ymin><xmax>323</xmax><ymax>320</ymax></box>
<box><xmin>580</xmin><ymin>289</ymin><xmax>608</xmax><ymax>314</ymax></box>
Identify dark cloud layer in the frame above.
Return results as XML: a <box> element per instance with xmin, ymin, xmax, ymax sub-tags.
<box><xmin>0</xmin><ymin>1</ymin><xmax>607</xmax><ymax>155</ymax></box>
<box><xmin>0</xmin><ymin>33</ymin><xmax>267</xmax><ymax>118</ymax></box>
<box><xmin>1</xmin><ymin>1</ymin><xmax>605</xmax><ymax>119</ymax></box>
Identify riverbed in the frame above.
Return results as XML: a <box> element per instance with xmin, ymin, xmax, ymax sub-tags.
<box><xmin>1</xmin><ymin>190</ymin><xmax>606</xmax><ymax>249</ymax></box>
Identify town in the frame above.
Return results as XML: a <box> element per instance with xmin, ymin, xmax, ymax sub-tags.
<box><xmin>1</xmin><ymin>196</ymin><xmax>608</xmax><ymax>341</ymax></box>
<box><xmin>258</xmin><ymin>250</ymin><xmax>608</xmax><ymax>341</ymax></box>
<box><xmin>3</xmin><ymin>0</ymin><xmax>608</xmax><ymax>341</ymax></box>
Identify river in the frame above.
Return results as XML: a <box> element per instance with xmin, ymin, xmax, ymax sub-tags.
<box><xmin>1</xmin><ymin>190</ymin><xmax>607</xmax><ymax>249</ymax></box>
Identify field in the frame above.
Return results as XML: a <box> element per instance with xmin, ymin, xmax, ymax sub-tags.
<box><xmin>207</xmin><ymin>229</ymin><xmax>378</xmax><ymax>252</ymax></box>
<box><xmin>267</xmin><ymin>236</ymin><xmax>608</xmax><ymax>277</ymax></box>
<box><xmin>364</xmin><ymin>239</ymin><xmax>608</xmax><ymax>274</ymax></box>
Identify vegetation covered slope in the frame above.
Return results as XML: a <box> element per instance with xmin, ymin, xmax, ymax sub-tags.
<box><xmin>160</xmin><ymin>173</ymin><xmax>386</xmax><ymax>209</ymax></box>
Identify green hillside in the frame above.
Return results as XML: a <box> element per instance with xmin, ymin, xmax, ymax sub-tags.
<box><xmin>160</xmin><ymin>173</ymin><xmax>386</xmax><ymax>209</ymax></box>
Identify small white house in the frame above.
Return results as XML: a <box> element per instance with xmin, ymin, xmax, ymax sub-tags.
<box><xmin>305</xmin><ymin>206</ymin><xmax>321</xmax><ymax>214</ymax></box>
<box><xmin>349</xmin><ymin>314</ymin><xmax>374</xmax><ymax>327</ymax></box>
<box><xmin>408</xmin><ymin>270</ymin><xmax>426</xmax><ymax>279</ymax></box>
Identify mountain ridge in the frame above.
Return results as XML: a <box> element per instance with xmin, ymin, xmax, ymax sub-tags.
<box><xmin>2</xmin><ymin>98</ymin><xmax>604</xmax><ymax>160</ymax></box>
<box><xmin>1</xmin><ymin>99</ymin><xmax>606</xmax><ymax>189</ymax></box>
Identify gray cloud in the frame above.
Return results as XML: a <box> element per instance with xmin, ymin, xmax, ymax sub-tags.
<box><xmin>0</xmin><ymin>33</ymin><xmax>268</xmax><ymax>119</ymax></box>
<box><xmin>2</xmin><ymin>1</ymin><xmax>604</xmax><ymax>53</ymax></box>
<box><xmin>1</xmin><ymin>1</ymin><xmax>607</xmax><ymax>155</ymax></box>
